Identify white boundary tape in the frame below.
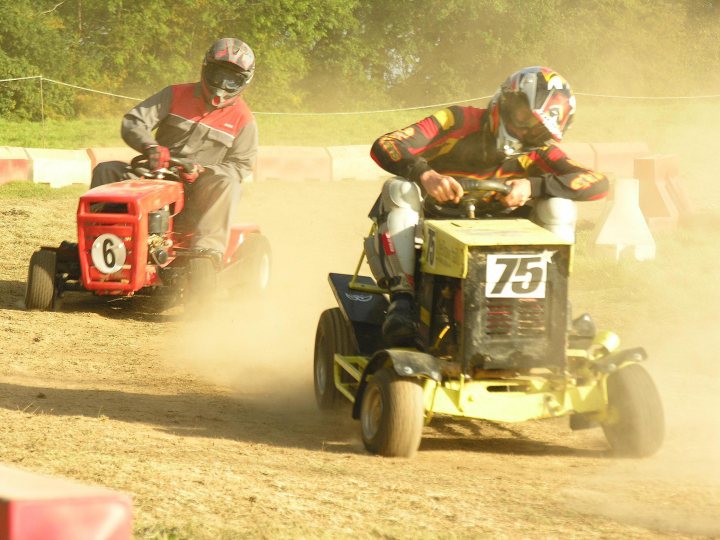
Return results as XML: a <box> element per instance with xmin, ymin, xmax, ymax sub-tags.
<box><xmin>1</xmin><ymin>76</ymin><xmax>719</xmax><ymax>117</ymax></box>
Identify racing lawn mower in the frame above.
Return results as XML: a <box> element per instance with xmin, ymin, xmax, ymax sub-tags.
<box><xmin>25</xmin><ymin>157</ymin><xmax>270</xmax><ymax>311</ymax></box>
<box><xmin>314</xmin><ymin>179</ymin><xmax>664</xmax><ymax>458</ymax></box>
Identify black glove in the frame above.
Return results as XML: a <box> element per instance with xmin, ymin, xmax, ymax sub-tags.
<box><xmin>144</xmin><ymin>144</ymin><xmax>170</xmax><ymax>171</ymax></box>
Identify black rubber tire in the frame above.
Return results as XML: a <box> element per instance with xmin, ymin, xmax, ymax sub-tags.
<box><xmin>25</xmin><ymin>249</ymin><xmax>57</xmax><ymax>311</ymax></box>
<box><xmin>313</xmin><ymin>308</ymin><xmax>356</xmax><ymax>410</ymax></box>
<box><xmin>239</xmin><ymin>234</ymin><xmax>271</xmax><ymax>293</ymax></box>
<box><xmin>602</xmin><ymin>363</ymin><xmax>665</xmax><ymax>457</ymax></box>
<box><xmin>186</xmin><ymin>257</ymin><xmax>217</xmax><ymax>306</ymax></box>
<box><xmin>360</xmin><ymin>367</ymin><xmax>424</xmax><ymax>458</ymax></box>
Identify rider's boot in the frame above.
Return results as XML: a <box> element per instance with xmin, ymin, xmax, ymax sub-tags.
<box><xmin>382</xmin><ymin>291</ymin><xmax>417</xmax><ymax>347</ymax></box>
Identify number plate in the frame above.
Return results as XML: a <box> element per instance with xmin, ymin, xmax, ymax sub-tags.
<box><xmin>485</xmin><ymin>252</ymin><xmax>554</xmax><ymax>299</ymax></box>
<box><xmin>91</xmin><ymin>233</ymin><xmax>127</xmax><ymax>274</ymax></box>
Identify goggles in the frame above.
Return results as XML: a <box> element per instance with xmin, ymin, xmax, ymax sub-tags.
<box><xmin>501</xmin><ymin>94</ymin><xmax>552</xmax><ymax>147</ymax></box>
<box><xmin>205</xmin><ymin>63</ymin><xmax>249</xmax><ymax>92</ymax></box>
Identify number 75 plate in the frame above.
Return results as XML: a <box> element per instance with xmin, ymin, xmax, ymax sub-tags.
<box><xmin>485</xmin><ymin>252</ymin><xmax>555</xmax><ymax>299</ymax></box>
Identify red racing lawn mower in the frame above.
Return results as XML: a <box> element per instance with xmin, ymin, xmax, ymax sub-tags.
<box><xmin>25</xmin><ymin>157</ymin><xmax>270</xmax><ymax>310</ymax></box>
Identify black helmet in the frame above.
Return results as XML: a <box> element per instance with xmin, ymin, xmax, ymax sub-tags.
<box><xmin>201</xmin><ymin>38</ymin><xmax>255</xmax><ymax>108</ymax></box>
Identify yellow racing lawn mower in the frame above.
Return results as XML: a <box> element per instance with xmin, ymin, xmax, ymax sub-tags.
<box><xmin>314</xmin><ymin>179</ymin><xmax>664</xmax><ymax>458</ymax></box>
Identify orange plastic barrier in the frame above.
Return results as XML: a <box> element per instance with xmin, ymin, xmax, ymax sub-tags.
<box><xmin>0</xmin><ymin>147</ymin><xmax>31</xmax><ymax>185</ymax></box>
<box><xmin>557</xmin><ymin>142</ymin><xmax>596</xmax><ymax>170</ymax></box>
<box><xmin>591</xmin><ymin>142</ymin><xmax>651</xmax><ymax>177</ymax></box>
<box><xmin>86</xmin><ymin>147</ymin><xmax>139</xmax><ymax>171</ymax></box>
<box><xmin>0</xmin><ymin>464</ymin><xmax>132</xmax><ymax>540</ymax></box>
<box><xmin>255</xmin><ymin>146</ymin><xmax>332</xmax><ymax>182</ymax></box>
<box><xmin>326</xmin><ymin>145</ymin><xmax>391</xmax><ymax>181</ymax></box>
<box><xmin>634</xmin><ymin>154</ymin><xmax>690</xmax><ymax>230</ymax></box>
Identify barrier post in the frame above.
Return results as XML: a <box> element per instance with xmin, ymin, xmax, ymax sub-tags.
<box><xmin>593</xmin><ymin>178</ymin><xmax>656</xmax><ymax>261</ymax></box>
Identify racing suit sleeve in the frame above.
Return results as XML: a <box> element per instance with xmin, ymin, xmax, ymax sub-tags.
<box><xmin>202</xmin><ymin>120</ymin><xmax>258</xmax><ymax>183</ymax></box>
<box><xmin>370</xmin><ymin>105</ymin><xmax>484</xmax><ymax>183</ymax></box>
<box><xmin>121</xmin><ymin>86</ymin><xmax>173</xmax><ymax>152</ymax></box>
<box><xmin>524</xmin><ymin>145</ymin><xmax>609</xmax><ymax>201</ymax></box>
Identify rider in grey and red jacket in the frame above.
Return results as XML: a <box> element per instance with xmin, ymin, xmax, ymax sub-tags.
<box><xmin>91</xmin><ymin>38</ymin><xmax>258</xmax><ymax>259</ymax></box>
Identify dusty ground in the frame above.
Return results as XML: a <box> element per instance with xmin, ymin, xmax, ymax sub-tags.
<box><xmin>1</xmin><ymin>179</ymin><xmax>719</xmax><ymax>539</ymax></box>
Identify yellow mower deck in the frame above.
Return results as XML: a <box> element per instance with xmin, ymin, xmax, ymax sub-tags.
<box><xmin>333</xmin><ymin>351</ymin><xmax>617</xmax><ymax>425</ymax></box>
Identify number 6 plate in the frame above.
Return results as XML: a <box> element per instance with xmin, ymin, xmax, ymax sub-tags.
<box><xmin>485</xmin><ymin>252</ymin><xmax>554</xmax><ymax>299</ymax></box>
<box><xmin>91</xmin><ymin>233</ymin><xmax>127</xmax><ymax>274</ymax></box>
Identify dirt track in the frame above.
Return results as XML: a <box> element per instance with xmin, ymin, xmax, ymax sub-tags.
<box><xmin>1</xmin><ymin>180</ymin><xmax>719</xmax><ymax>539</ymax></box>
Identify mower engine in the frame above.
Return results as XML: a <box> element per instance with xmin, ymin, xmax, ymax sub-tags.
<box><xmin>76</xmin><ymin>179</ymin><xmax>184</xmax><ymax>295</ymax></box>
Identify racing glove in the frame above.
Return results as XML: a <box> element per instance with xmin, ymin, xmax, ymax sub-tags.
<box><xmin>179</xmin><ymin>163</ymin><xmax>205</xmax><ymax>183</ymax></box>
<box><xmin>144</xmin><ymin>144</ymin><xmax>170</xmax><ymax>171</ymax></box>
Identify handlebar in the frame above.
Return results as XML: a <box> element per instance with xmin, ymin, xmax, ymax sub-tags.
<box><xmin>129</xmin><ymin>155</ymin><xmax>195</xmax><ymax>182</ymax></box>
<box><xmin>455</xmin><ymin>177</ymin><xmax>512</xmax><ymax>196</ymax></box>
<box><xmin>424</xmin><ymin>177</ymin><xmax>513</xmax><ymax>218</ymax></box>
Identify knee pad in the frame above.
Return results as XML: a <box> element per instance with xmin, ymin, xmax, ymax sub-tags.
<box><xmin>364</xmin><ymin>179</ymin><xmax>421</xmax><ymax>292</ymax></box>
<box><xmin>380</xmin><ymin>178</ymin><xmax>422</xmax><ymax>213</ymax></box>
<box><xmin>531</xmin><ymin>198</ymin><xmax>577</xmax><ymax>243</ymax></box>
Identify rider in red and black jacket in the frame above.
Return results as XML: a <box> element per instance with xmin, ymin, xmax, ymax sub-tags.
<box><xmin>367</xmin><ymin>66</ymin><xmax>609</xmax><ymax>346</ymax></box>
<box><xmin>370</xmin><ymin>103</ymin><xmax>608</xmax><ymax>205</ymax></box>
<box><xmin>91</xmin><ymin>38</ymin><xmax>258</xmax><ymax>259</ymax></box>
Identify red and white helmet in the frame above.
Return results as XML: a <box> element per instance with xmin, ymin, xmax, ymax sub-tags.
<box><xmin>488</xmin><ymin>66</ymin><xmax>576</xmax><ymax>156</ymax></box>
<box><xmin>201</xmin><ymin>38</ymin><xmax>255</xmax><ymax>108</ymax></box>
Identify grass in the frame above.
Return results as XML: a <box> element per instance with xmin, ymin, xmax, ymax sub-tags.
<box><xmin>0</xmin><ymin>181</ymin><xmax>85</xmax><ymax>200</ymax></box>
<box><xmin>0</xmin><ymin>118</ymin><xmax>123</xmax><ymax>149</ymax></box>
<box><xmin>570</xmin><ymin>210</ymin><xmax>719</xmax><ymax>357</ymax></box>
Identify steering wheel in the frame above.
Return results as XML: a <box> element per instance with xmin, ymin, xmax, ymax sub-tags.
<box><xmin>129</xmin><ymin>155</ymin><xmax>194</xmax><ymax>182</ymax></box>
<box><xmin>424</xmin><ymin>177</ymin><xmax>513</xmax><ymax>218</ymax></box>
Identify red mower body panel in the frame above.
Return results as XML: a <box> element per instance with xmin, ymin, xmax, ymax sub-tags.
<box><xmin>76</xmin><ymin>180</ymin><xmax>185</xmax><ymax>294</ymax></box>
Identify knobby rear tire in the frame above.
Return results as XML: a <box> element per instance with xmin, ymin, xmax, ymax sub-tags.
<box><xmin>25</xmin><ymin>249</ymin><xmax>57</xmax><ymax>311</ymax></box>
<box><xmin>314</xmin><ymin>308</ymin><xmax>357</xmax><ymax>410</ymax></box>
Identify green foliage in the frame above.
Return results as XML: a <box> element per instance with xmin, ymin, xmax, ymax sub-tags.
<box><xmin>0</xmin><ymin>0</ymin><xmax>718</xmax><ymax>119</ymax></box>
<box><xmin>0</xmin><ymin>55</ymin><xmax>40</xmax><ymax>121</ymax></box>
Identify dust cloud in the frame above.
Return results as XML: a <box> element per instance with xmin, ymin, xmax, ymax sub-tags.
<box><xmin>163</xmin><ymin>179</ymin><xmax>380</xmax><ymax>410</ymax></box>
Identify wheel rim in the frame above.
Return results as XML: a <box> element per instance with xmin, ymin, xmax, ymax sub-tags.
<box><xmin>257</xmin><ymin>254</ymin><xmax>270</xmax><ymax>290</ymax></box>
<box><xmin>361</xmin><ymin>383</ymin><xmax>383</xmax><ymax>441</ymax></box>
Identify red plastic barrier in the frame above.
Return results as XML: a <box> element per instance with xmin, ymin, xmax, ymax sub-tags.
<box><xmin>86</xmin><ymin>147</ymin><xmax>139</xmax><ymax>171</ymax></box>
<box><xmin>0</xmin><ymin>464</ymin><xmax>132</xmax><ymax>540</ymax></box>
<box><xmin>556</xmin><ymin>142</ymin><xmax>596</xmax><ymax>170</ymax></box>
<box><xmin>591</xmin><ymin>142</ymin><xmax>651</xmax><ymax>177</ymax></box>
<box><xmin>255</xmin><ymin>146</ymin><xmax>332</xmax><ymax>182</ymax></box>
<box><xmin>0</xmin><ymin>147</ymin><xmax>31</xmax><ymax>185</ymax></box>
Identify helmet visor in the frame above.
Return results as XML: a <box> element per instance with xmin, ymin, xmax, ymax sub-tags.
<box><xmin>501</xmin><ymin>94</ymin><xmax>552</xmax><ymax>147</ymax></box>
<box><xmin>205</xmin><ymin>63</ymin><xmax>249</xmax><ymax>92</ymax></box>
